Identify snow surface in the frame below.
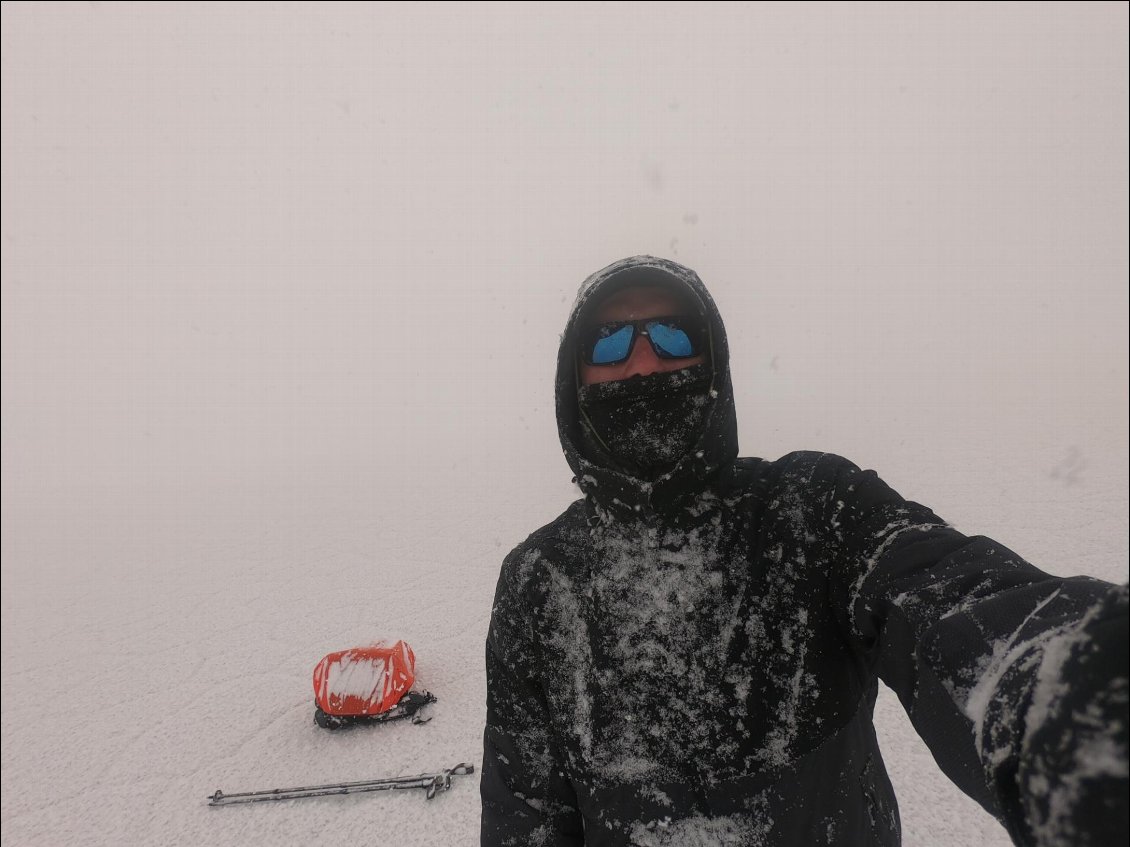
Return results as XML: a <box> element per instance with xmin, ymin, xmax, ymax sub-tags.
<box><xmin>2</xmin><ymin>4</ymin><xmax>1127</xmax><ymax>846</ymax></box>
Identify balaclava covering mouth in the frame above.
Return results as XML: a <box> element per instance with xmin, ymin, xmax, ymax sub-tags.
<box><xmin>576</xmin><ymin>363</ymin><xmax>714</xmax><ymax>479</ymax></box>
<box><xmin>573</xmin><ymin>276</ymin><xmax>715</xmax><ymax>480</ymax></box>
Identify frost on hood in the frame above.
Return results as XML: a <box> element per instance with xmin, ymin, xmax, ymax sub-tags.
<box><xmin>554</xmin><ymin>256</ymin><xmax>740</xmax><ymax>527</ymax></box>
<box><xmin>567</xmin><ymin>256</ymin><xmax>703</xmax><ymax>323</ymax></box>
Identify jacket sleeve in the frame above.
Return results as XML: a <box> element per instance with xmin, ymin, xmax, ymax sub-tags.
<box><xmin>809</xmin><ymin>452</ymin><xmax>1128</xmax><ymax>847</ymax></box>
<box><xmin>481</xmin><ymin>545</ymin><xmax>586</xmax><ymax>846</ymax></box>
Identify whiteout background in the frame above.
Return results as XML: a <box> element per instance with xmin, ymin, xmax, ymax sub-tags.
<box><xmin>2</xmin><ymin>3</ymin><xmax>1126</xmax><ymax>845</ymax></box>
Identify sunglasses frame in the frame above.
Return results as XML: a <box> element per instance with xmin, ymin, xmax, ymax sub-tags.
<box><xmin>579</xmin><ymin>314</ymin><xmax>708</xmax><ymax>367</ymax></box>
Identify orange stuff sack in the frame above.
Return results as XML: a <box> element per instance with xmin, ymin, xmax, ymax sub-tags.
<box><xmin>313</xmin><ymin>640</ymin><xmax>417</xmax><ymax>717</ymax></box>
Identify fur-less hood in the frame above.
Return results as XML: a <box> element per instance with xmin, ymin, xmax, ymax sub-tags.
<box><xmin>554</xmin><ymin>256</ymin><xmax>740</xmax><ymax>523</ymax></box>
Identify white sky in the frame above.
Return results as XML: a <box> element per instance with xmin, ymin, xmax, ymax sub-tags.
<box><xmin>2</xmin><ymin>3</ymin><xmax>1127</xmax><ymax>845</ymax></box>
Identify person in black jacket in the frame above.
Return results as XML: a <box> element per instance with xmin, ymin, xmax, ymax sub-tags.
<box><xmin>480</xmin><ymin>255</ymin><xmax>1128</xmax><ymax>847</ymax></box>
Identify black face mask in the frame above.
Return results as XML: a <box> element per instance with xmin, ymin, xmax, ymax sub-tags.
<box><xmin>576</xmin><ymin>363</ymin><xmax>714</xmax><ymax>479</ymax></box>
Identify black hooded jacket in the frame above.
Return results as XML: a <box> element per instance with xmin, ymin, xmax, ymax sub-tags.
<box><xmin>480</xmin><ymin>256</ymin><xmax>1128</xmax><ymax>846</ymax></box>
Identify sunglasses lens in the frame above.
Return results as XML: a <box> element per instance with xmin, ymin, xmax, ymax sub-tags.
<box><xmin>647</xmin><ymin>320</ymin><xmax>696</xmax><ymax>358</ymax></box>
<box><xmin>590</xmin><ymin>325</ymin><xmax>635</xmax><ymax>364</ymax></box>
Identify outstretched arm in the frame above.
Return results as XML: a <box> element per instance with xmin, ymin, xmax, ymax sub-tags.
<box><xmin>481</xmin><ymin>547</ymin><xmax>586</xmax><ymax>846</ymax></box>
<box><xmin>805</xmin><ymin>451</ymin><xmax>1128</xmax><ymax>847</ymax></box>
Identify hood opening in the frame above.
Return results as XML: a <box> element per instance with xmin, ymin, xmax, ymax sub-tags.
<box><xmin>555</xmin><ymin>256</ymin><xmax>740</xmax><ymax>519</ymax></box>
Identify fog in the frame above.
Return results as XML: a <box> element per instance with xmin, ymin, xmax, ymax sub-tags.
<box><xmin>2</xmin><ymin>3</ymin><xmax>1126</xmax><ymax>845</ymax></box>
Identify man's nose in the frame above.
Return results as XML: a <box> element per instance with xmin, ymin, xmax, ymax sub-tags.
<box><xmin>625</xmin><ymin>333</ymin><xmax>662</xmax><ymax>378</ymax></box>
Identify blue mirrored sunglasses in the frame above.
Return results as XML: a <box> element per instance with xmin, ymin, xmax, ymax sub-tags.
<box><xmin>581</xmin><ymin>315</ymin><xmax>705</xmax><ymax>366</ymax></box>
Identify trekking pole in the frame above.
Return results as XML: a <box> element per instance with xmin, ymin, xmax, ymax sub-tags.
<box><xmin>207</xmin><ymin>762</ymin><xmax>475</xmax><ymax>805</ymax></box>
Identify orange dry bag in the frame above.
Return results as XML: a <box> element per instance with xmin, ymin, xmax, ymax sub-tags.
<box><xmin>312</xmin><ymin>640</ymin><xmax>435</xmax><ymax>729</ymax></box>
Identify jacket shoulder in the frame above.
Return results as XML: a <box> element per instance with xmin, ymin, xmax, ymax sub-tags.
<box><xmin>722</xmin><ymin>451</ymin><xmax>857</xmax><ymax>493</ymax></box>
<box><xmin>496</xmin><ymin>499</ymin><xmax>587</xmax><ymax>598</ymax></box>
<box><xmin>716</xmin><ymin>452</ymin><xmax>855</xmax><ymax>499</ymax></box>
<box><xmin>775</xmin><ymin>450</ymin><xmax>858</xmax><ymax>475</ymax></box>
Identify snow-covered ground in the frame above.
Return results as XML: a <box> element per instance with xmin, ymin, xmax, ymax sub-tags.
<box><xmin>3</xmin><ymin>4</ymin><xmax>1127</xmax><ymax>845</ymax></box>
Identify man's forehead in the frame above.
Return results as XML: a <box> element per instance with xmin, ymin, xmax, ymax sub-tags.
<box><xmin>584</xmin><ymin>283</ymin><xmax>700</xmax><ymax>324</ymax></box>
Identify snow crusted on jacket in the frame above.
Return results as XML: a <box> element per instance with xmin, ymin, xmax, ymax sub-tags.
<box><xmin>480</xmin><ymin>255</ymin><xmax>1128</xmax><ymax>847</ymax></box>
